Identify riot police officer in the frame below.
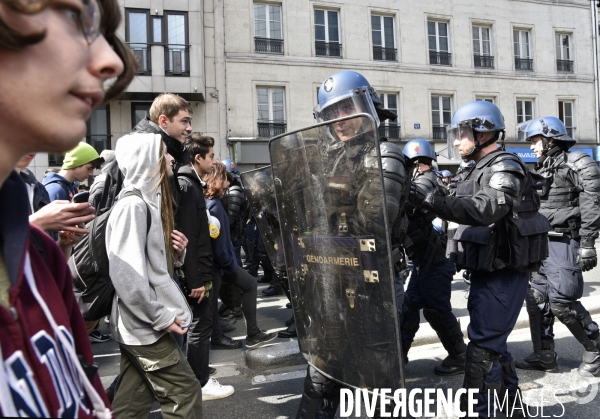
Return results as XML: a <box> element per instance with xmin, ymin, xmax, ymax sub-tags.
<box><xmin>411</xmin><ymin>101</ymin><xmax>550</xmax><ymax>418</ymax></box>
<box><xmin>401</xmin><ymin>139</ymin><xmax>466</xmax><ymax>376</ymax></box>
<box><xmin>516</xmin><ymin>116</ymin><xmax>600</xmax><ymax>376</ymax></box>
<box><xmin>276</xmin><ymin>71</ymin><xmax>409</xmax><ymax>418</ymax></box>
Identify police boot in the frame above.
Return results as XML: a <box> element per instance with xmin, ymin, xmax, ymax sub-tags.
<box><xmin>401</xmin><ymin>340</ymin><xmax>411</xmax><ymax>365</ymax></box>
<box><xmin>578</xmin><ymin>335</ymin><xmax>600</xmax><ymax>377</ymax></box>
<box><xmin>515</xmin><ymin>340</ymin><xmax>558</xmax><ymax>372</ymax></box>
<box><xmin>423</xmin><ymin>310</ymin><xmax>466</xmax><ymax>376</ymax></box>
<box><xmin>463</xmin><ymin>343</ymin><xmax>501</xmax><ymax>417</ymax></box>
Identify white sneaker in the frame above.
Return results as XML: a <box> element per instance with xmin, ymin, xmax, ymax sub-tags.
<box><xmin>202</xmin><ymin>377</ymin><xmax>234</xmax><ymax>401</ymax></box>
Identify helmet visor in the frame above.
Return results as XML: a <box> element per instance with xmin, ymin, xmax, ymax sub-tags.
<box><xmin>314</xmin><ymin>89</ymin><xmax>380</xmax><ymax>127</ymax></box>
<box><xmin>446</xmin><ymin>124</ymin><xmax>476</xmax><ymax>161</ymax></box>
<box><xmin>516</xmin><ymin>121</ymin><xmax>532</xmax><ymax>141</ymax></box>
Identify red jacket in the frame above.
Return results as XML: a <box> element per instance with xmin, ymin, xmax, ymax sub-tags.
<box><xmin>0</xmin><ymin>171</ymin><xmax>111</xmax><ymax>418</ymax></box>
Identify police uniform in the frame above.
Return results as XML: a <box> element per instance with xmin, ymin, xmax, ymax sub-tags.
<box><xmin>516</xmin><ymin>116</ymin><xmax>600</xmax><ymax>376</ymax></box>
<box><xmin>401</xmin><ymin>164</ymin><xmax>466</xmax><ymax>375</ymax></box>
<box><xmin>412</xmin><ymin>101</ymin><xmax>549</xmax><ymax>418</ymax></box>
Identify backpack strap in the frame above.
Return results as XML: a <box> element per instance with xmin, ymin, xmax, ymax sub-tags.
<box><xmin>29</xmin><ymin>229</ymin><xmax>50</xmax><ymax>268</ymax></box>
<box><xmin>46</xmin><ymin>180</ymin><xmax>72</xmax><ymax>201</ymax></box>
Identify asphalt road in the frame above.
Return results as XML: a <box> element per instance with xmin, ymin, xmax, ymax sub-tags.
<box><xmin>92</xmin><ymin>269</ymin><xmax>600</xmax><ymax>418</ymax></box>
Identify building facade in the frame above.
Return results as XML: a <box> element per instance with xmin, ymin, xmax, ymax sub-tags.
<box><xmin>31</xmin><ymin>0</ymin><xmax>599</xmax><ymax>178</ymax></box>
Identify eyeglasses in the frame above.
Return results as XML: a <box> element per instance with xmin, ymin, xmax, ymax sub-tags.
<box><xmin>79</xmin><ymin>0</ymin><xmax>103</xmax><ymax>45</ymax></box>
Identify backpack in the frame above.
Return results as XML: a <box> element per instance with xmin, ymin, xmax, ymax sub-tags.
<box><xmin>93</xmin><ymin>159</ymin><xmax>124</xmax><ymax>216</ymax></box>
<box><xmin>68</xmin><ymin>189</ymin><xmax>151</xmax><ymax>321</ymax></box>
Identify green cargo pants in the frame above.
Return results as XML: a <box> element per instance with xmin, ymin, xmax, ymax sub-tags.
<box><xmin>112</xmin><ymin>333</ymin><xmax>203</xmax><ymax>419</ymax></box>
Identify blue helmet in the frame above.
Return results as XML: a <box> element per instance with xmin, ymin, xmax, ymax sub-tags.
<box><xmin>315</xmin><ymin>71</ymin><xmax>397</xmax><ymax>127</ymax></box>
<box><xmin>403</xmin><ymin>139</ymin><xmax>436</xmax><ymax>162</ymax></box>
<box><xmin>446</xmin><ymin>101</ymin><xmax>506</xmax><ymax>161</ymax></box>
<box><xmin>441</xmin><ymin>170</ymin><xmax>452</xmax><ymax>178</ymax></box>
<box><xmin>222</xmin><ymin>159</ymin><xmax>239</xmax><ymax>173</ymax></box>
<box><xmin>518</xmin><ymin>116</ymin><xmax>575</xmax><ymax>146</ymax></box>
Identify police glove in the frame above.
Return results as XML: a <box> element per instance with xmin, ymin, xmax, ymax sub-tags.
<box><xmin>409</xmin><ymin>182</ymin><xmax>435</xmax><ymax>210</ymax></box>
<box><xmin>577</xmin><ymin>237</ymin><xmax>597</xmax><ymax>272</ymax></box>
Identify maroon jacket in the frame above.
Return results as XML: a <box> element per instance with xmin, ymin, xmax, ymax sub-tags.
<box><xmin>0</xmin><ymin>171</ymin><xmax>111</xmax><ymax>418</ymax></box>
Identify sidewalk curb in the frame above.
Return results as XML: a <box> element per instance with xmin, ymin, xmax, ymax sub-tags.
<box><xmin>411</xmin><ymin>294</ymin><xmax>600</xmax><ymax>348</ymax></box>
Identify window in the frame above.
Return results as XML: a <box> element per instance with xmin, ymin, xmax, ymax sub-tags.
<box><xmin>516</xmin><ymin>99</ymin><xmax>534</xmax><ymax>124</ymax></box>
<box><xmin>473</xmin><ymin>26</ymin><xmax>493</xmax><ymax>68</ymax></box>
<box><xmin>87</xmin><ymin>106</ymin><xmax>111</xmax><ymax>153</ymax></box>
<box><xmin>372</xmin><ymin>15</ymin><xmax>396</xmax><ymax>61</ymax></box>
<box><xmin>125</xmin><ymin>10</ymin><xmax>189</xmax><ymax>76</ymax></box>
<box><xmin>431</xmin><ymin>95</ymin><xmax>452</xmax><ymax>139</ymax></box>
<box><xmin>254</xmin><ymin>4</ymin><xmax>283</xmax><ymax>54</ymax></box>
<box><xmin>559</xmin><ymin>101</ymin><xmax>575</xmax><ymax>138</ymax></box>
<box><xmin>164</xmin><ymin>12</ymin><xmax>189</xmax><ymax>76</ymax></box>
<box><xmin>476</xmin><ymin>97</ymin><xmax>495</xmax><ymax>103</ymax></box>
<box><xmin>556</xmin><ymin>34</ymin><xmax>573</xmax><ymax>72</ymax></box>
<box><xmin>131</xmin><ymin>102</ymin><xmax>151</xmax><ymax>129</ymax></box>
<box><xmin>428</xmin><ymin>21</ymin><xmax>451</xmax><ymax>66</ymax></box>
<box><xmin>315</xmin><ymin>9</ymin><xmax>341</xmax><ymax>57</ymax></box>
<box><xmin>513</xmin><ymin>29</ymin><xmax>533</xmax><ymax>71</ymax></box>
<box><xmin>126</xmin><ymin>9</ymin><xmax>151</xmax><ymax>75</ymax></box>
<box><xmin>257</xmin><ymin>87</ymin><xmax>286</xmax><ymax>137</ymax></box>
<box><xmin>379</xmin><ymin>93</ymin><xmax>400</xmax><ymax>139</ymax></box>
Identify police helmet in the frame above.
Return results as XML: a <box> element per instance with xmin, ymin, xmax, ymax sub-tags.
<box><xmin>314</xmin><ymin>71</ymin><xmax>397</xmax><ymax>127</ymax></box>
<box><xmin>403</xmin><ymin>139</ymin><xmax>436</xmax><ymax>162</ymax></box>
<box><xmin>441</xmin><ymin>170</ymin><xmax>452</xmax><ymax>178</ymax></box>
<box><xmin>518</xmin><ymin>116</ymin><xmax>576</xmax><ymax>150</ymax></box>
<box><xmin>446</xmin><ymin>101</ymin><xmax>506</xmax><ymax>161</ymax></box>
<box><xmin>222</xmin><ymin>158</ymin><xmax>239</xmax><ymax>173</ymax></box>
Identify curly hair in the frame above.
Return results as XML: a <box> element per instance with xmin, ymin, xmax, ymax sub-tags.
<box><xmin>0</xmin><ymin>0</ymin><xmax>135</xmax><ymax>102</ymax></box>
<box><xmin>204</xmin><ymin>161</ymin><xmax>228</xmax><ymax>200</ymax></box>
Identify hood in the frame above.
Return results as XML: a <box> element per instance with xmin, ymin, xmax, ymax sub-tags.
<box><xmin>42</xmin><ymin>172</ymin><xmax>70</xmax><ymax>187</ymax></box>
<box><xmin>115</xmin><ymin>132</ymin><xmax>163</xmax><ymax>198</ymax></box>
<box><xmin>132</xmin><ymin>116</ymin><xmax>189</xmax><ymax>166</ymax></box>
<box><xmin>177</xmin><ymin>165</ymin><xmax>206</xmax><ymax>188</ymax></box>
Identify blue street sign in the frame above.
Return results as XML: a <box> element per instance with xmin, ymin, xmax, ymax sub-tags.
<box><xmin>505</xmin><ymin>147</ymin><xmax>594</xmax><ymax>163</ymax></box>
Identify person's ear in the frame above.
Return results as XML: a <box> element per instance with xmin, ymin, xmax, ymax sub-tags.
<box><xmin>158</xmin><ymin>115</ymin><xmax>169</xmax><ymax>128</ymax></box>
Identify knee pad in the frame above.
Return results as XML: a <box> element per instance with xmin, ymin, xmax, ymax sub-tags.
<box><xmin>401</xmin><ymin>296</ymin><xmax>420</xmax><ymax>334</ymax></box>
<box><xmin>464</xmin><ymin>343</ymin><xmax>500</xmax><ymax>392</ymax></box>
<box><xmin>525</xmin><ymin>288</ymin><xmax>546</xmax><ymax>314</ymax></box>
<box><xmin>304</xmin><ymin>366</ymin><xmax>336</xmax><ymax>398</ymax></box>
<box><xmin>551</xmin><ymin>302</ymin><xmax>575</xmax><ymax>324</ymax></box>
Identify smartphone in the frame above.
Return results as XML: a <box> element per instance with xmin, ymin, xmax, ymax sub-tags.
<box><xmin>72</xmin><ymin>191</ymin><xmax>90</xmax><ymax>204</ymax></box>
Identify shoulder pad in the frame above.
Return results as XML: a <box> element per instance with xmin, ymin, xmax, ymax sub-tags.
<box><xmin>488</xmin><ymin>172</ymin><xmax>522</xmax><ymax>197</ymax></box>
<box><xmin>566</xmin><ymin>152</ymin><xmax>597</xmax><ymax>171</ymax></box>
<box><xmin>228</xmin><ymin>185</ymin><xmax>245</xmax><ymax>197</ymax></box>
<box><xmin>490</xmin><ymin>158</ymin><xmax>525</xmax><ymax>177</ymax></box>
<box><xmin>379</xmin><ymin>141</ymin><xmax>405</xmax><ymax>160</ymax></box>
<box><xmin>566</xmin><ymin>151</ymin><xmax>600</xmax><ymax>190</ymax></box>
<box><xmin>413</xmin><ymin>171</ymin><xmax>438</xmax><ymax>191</ymax></box>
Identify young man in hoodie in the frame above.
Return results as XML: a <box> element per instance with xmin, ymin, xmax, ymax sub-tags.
<box><xmin>0</xmin><ymin>0</ymin><xmax>134</xmax><ymax>417</ymax></box>
<box><xmin>177</xmin><ymin>133</ymin><xmax>235</xmax><ymax>401</ymax></box>
<box><xmin>43</xmin><ymin>142</ymin><xmax>104</xmax><ymax>201</ymax></box>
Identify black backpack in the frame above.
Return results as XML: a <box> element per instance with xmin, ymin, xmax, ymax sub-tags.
<box><xmin>68</xmin><ymin>189</ymin><xmax>151</xmax><ymax>321</ymax></box>
<box><xmin>93</xmin><ymin>159</ymin><xmax>124</xmax><ymax>216</ymax></box>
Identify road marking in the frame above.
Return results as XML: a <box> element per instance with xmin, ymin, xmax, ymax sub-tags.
<box><xmin>94</xmin><ymin>352</ymin><xmax>121</xmax><ymax>358</ymax></box>
<box><xmin>257</xmin><ymin>394</ymin><xmax>302</xmax><ymax>404</ymax></box>
<box><xmin>252</xmin><ymin>369</ymin><xmax>306</xmax><ymax>385</ymax></box>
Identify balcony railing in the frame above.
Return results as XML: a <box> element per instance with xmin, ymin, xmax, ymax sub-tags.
<box><xmin>86</xmin><ymin>135</ymin><xmax>111</xmax><ymax>154</ymax></box>
<box><xmin>474</xmin><ymin>54</ymin><xmax>494</xmax><ymax>69</ymax></box>
<box><xmin>127</xmin><ymin>43</ymin><xmax>152</xmax><ymax>75</ymax></box>
<box><xmin>515</xmin><ymin>57</ymin><xmax>533</xmax><ymax>71</ymax></box>
<box><xmin>255</xmin><ymin>37</ymin><xmax>284</xmax><ymax>54</ymax></box>
<box><xmin>48</xmin><ymin>154</ymin><xmax>64</xmax><ymax>167</ymax></box>
<box><xmin>258</xmin><ymin>121</ymin><xmax>287</xmax><ymax>138</ymax></box>
<box><xmin>315</xmin><ymin>41</ymin><xmax>342</xmax><ymax>57</ymax></box>
<box><xmin>432</xmin><ymin>125</ymin><xmax>447</xmax><ymax>140</ymax></box>
<box><xmin>557</xmin><ymin>59</ymin><xmax>574</xmax><ymax>72</ymax></box>
<box><xmin>429</xmin><ymin>50</ymin><xmax>452</xmax><ymax>66</ymax></box>
<box><xmin>378</xmin><ymin>123</ymin><xmax>401</xmax><ymax>139</ymax></box>
<box><xmin>165</xmin><ymin>44</ymin><xmax>190</xmax><ymax>76</ymax></box>
<box><xmin>373</xmin><ymin>46</ymin><xmax>397</xmax><ymax>61</ymax></box>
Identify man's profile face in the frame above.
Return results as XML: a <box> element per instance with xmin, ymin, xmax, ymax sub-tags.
<box><xmin>530</xmin><ymin>136</ymin><xmax>545</xmax><ymax>158</ymax></box>
<box><xmin>160</xmin><ymin>110</ymin><xmax>192</xmax><ymax>143</ymax></box>
<box><xmin>73</xmin><ymin>163</ymin><xmax>95</xmax><ymax>182</ymax></box>
<box><xmin>195</xmin><ymin>147</ymin><xmax>215</xmax><ymax>176</ymax></box>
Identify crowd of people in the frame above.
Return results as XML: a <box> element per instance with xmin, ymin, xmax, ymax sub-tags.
<box><xmin>1</xmin><ymin>1</ymin><xmax>600</xmax><ymax>419</ymax></box>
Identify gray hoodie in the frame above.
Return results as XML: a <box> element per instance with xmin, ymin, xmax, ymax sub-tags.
<box><xmin>106</xmin><ymin>133</ymin><xmax>191</xmax><ymax>346</ymax></box>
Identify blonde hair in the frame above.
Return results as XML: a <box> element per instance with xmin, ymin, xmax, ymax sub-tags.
<box><xmin>204</xmin><ymin>161</ymin><xmax>228</xmax><ymax>200</ymax></box>
<box><xmin>154</xmin><ymin>147</ymin><xmax>177</xmax><ymax>264</ymax></box>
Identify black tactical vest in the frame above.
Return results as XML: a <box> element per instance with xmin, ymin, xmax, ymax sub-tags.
<box><xmin>447</xmin><ymin>151</ymin><xmax>550</xmax><ymax>273</ymax></box>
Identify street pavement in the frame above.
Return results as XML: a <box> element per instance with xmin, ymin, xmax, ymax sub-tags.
<box><xmin>92</xmin><ymin>265</ymin><xmax>600</xmax><ymax>418</ymax></box>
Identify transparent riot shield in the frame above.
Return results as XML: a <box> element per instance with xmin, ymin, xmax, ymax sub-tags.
<box><xmin>240</xmin><ymin>167</ymin><xmax>283</xmax><ymax>271</ymax></box>
<box><xmin>269</xmin><ymin>114</ymin><xmax>405</xmax><ymax>391</ymax></box>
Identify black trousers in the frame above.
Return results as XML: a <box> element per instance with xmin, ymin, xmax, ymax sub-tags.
<box><xmin>187</xmin><ymin>294</ymin><xmax>213</xmax><ymax>386</ymax></box>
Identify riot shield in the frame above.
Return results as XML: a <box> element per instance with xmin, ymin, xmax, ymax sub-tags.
<box><xmin>269</xmin><ymin>114</ymin><xmax>405</xmax><ymax>391</ymax></box>
<box><xmin>240</xmin><ymin>167</ymin><xmax>283</xmax><ymax>271</ymax></box>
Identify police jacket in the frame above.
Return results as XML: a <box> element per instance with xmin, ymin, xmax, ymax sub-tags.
<box><xmin>535</xmin><ymin>148</ymin><xmax>600</xmax><ymax>244</ymax></box>
<box><xmin>428</xmin><ymin>150</ymin><xmax>550</xmax><ymax>272</ymax></box>
<box><xmin>405</xmin><ymin>168</ymin><xmax>448</xmax><ymax>267</ymax></box>
<box><xmin>223</xmin><ymin>177</ymin><xmax>249</xmax><ymax>243</ymax></box>
<box><xmin>175</xmin><ymin>166</ymin><xmax>215</xmax><ymax>293</ymax></box>
<box><xmin>323</xmin><ymin>138</ymin><xmax>410</xmax><ymax>252</ymax></box>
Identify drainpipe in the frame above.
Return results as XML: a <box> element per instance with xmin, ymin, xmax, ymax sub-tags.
<box><xmin>591</xmin><ymin>1</ymin><xmax>600</xmax><ymax>162</ymax></box>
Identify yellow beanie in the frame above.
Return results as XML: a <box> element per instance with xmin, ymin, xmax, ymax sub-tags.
<box><xmin>61</xmin><ymin>142</ymin><xmax>101</xmax><ymax>170</ymax></box>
